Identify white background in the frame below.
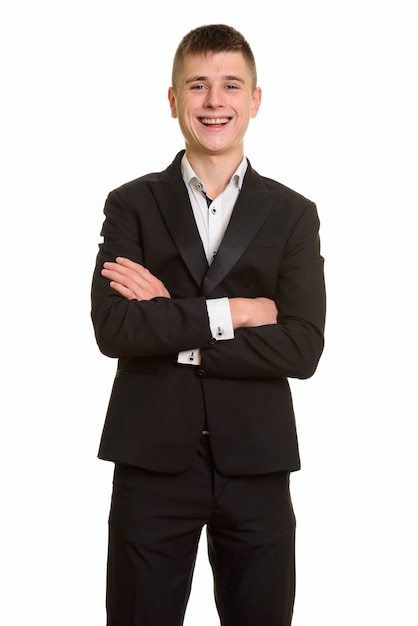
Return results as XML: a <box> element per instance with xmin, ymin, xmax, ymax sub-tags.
<box><xmin>1</xmin><ymin>1</ymin><xmax>417</xmax><ymax>624</ymax></box>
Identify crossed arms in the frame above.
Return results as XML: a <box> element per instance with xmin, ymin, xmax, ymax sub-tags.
<box><xmin>101</xmin><ymin>256</ymin><xmax>278</xmax><ymax>330</ymax></box>
<box><xmin>92</xmin><ymin>184</ymin><xmax>325</xmax><ymax>380</ymax></box>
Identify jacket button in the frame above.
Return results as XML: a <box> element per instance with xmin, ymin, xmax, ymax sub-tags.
<box><xmin>208</xmin><ymin>337</ymin><xmax>216</xmax><ymax>345</ymax></box>
<box><xmin>198</xmin><ymin>368</ymin><xmax>205</xmax><ymax>376</ymax></box>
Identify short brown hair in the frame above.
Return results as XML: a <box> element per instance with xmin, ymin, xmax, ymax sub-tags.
<box><xmin>171</xmin><ymin>24</ymin><xmax>257</xmax><ymax>92</ymax></box>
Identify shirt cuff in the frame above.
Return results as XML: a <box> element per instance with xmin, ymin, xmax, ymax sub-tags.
<box><xmin>206</xmin><ymin>297</ymin><xmax>234</xmax><ymax>341</ymax></box>
<box><xmin>176</xmin><ymin>298</ymin><xmax>234</xmax><ymax>366</ymax></box>
<box><xmin>177</xmin><ymin>349</ymin><xmax>201</xmax><ymax>366</ymax></box>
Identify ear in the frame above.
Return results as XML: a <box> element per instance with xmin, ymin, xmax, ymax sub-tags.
<box><xmin>168</xmin><ymin>87</ymin><xmax>177</xmax><ymax>119</ymax></box>
<box><xmin>250</xmin><ymin>87</ymin><xmax>262</xmax><ymax>118</ymax></box>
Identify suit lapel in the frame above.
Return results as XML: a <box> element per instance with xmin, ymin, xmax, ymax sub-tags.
<box><xmin>150</xmin><ymin>155</ymin><xmax>209</xmax><ymax>287</ymax></box>
<box><xmin>201</xmin><ymin>168</ymin><xmax>276</xmax><ymax>296</ymax></box>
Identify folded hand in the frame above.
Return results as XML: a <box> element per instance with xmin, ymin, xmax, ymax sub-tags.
<box><xmin>102</xmin><ymin>257</ymin><xmax>171</xmax><ymax>301</ymax></box>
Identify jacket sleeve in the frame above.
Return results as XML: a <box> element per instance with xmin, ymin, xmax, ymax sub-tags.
<box><xmin>91</xmin><ymin>189</ymin><xmax>213</xmax><ymax>358</ymax></box>
<box><xmin>199</xmin><ymin>202</ymin><xmax>326</xmax><ymax>380</ymax></box>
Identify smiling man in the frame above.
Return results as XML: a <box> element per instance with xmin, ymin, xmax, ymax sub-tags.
<box><xmin>168</xmin><ymin>49</ymin><xmax>261</xmax><ymax>191</ymax></box>
<box><xmin>91</xmin><ymin>24</ymin><xmax>326</xmax><ymax>626</ymax></box>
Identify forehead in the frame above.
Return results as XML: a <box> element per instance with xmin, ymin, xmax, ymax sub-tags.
<box><xmin>179</xmin><ymin>51</ymin><xmax>252</xmax><ymax>83</ymax></box>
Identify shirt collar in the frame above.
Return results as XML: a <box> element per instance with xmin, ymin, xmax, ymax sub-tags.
<box><xmin>181</xmin><ymin>153</ymin><xmax>248</xmax><ymax>192</ymax></box>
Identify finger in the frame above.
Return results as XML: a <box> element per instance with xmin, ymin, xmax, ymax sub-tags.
<box><xmin>115</xmin><ymin>257</ymin><xmax>141</xmax><ymax>267</ymax></box>
<box><xmin>101</xmin><ymin>266</ymin><xmax>131</xmax><ymax>283</ymax></box>
<box><xmin>114</xmin><ymin>257</ymin><xmax>148</xmax><ymax>276</ymax></box>
<box><xmin>101</xmin><ymin>267</ymin><xmax>143</xmax><ymax>295</ymax></box>
<box><xmin>110</xmin><ymin>259</ymin><xmax>157</xmax><ymax>287</ymax></box>
<box><xmin>108</xmin><ymin>280</ymin><xmax>138</xmax><ymax>300</ymax></box>
<box><xmin>115</xmin><ymin>257</ymin><xmax>160</xmax><ymax>285</ymax></box>
<box><xmin>103</xmin><ymin>262</ymin><xmax>150</xmax><ymax>290</ymax></box>
<box><xmin>103</xmin><ymin>260</ymin><xmax>141</xmax><ymax>277</ymax></box>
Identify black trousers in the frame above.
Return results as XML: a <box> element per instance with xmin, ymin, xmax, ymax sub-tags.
<box><xmin>106</xmin><ymin>435</ymin><xmax>296</xmax><ymax>626</ymax></box>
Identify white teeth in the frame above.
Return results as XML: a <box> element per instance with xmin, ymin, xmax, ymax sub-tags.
<box><xmin>201</xmin><ymin>118</ymin><xmax>229</xmax><ymax>125</ymax></box>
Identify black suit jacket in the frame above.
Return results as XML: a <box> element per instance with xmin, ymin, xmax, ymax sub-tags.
<box><xmin>91</xmin><ymin>151</ymin><xmax>326</xmax><ymax>475</ymax></box>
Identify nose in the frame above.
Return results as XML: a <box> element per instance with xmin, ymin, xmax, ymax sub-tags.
<box><xmin>204</xmin><ymin>86</ymin><xmax>224</xmax><ymax>108</ymax></box>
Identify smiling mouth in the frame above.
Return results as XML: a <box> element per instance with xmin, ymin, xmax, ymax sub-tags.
<box><xmin>200</xmin><ymin>117</ymin><xmax>231</xmax><ymax>125</ymax></box>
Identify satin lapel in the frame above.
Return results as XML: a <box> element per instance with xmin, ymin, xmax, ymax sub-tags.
<box><xmin>201</xmin><ymin>185</ymin><xmax>276</xmax><ymax>296</ymax></box>
<box><xmin>150</xmin><ymin>177</ymin><xmax>209</xmax><ymax>288</ymax></box>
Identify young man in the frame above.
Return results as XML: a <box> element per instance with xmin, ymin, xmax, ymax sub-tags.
<box><xmin>91</xmin><ymin>24</ymin><xmax>326</xmax><ymax>626</ymax></box>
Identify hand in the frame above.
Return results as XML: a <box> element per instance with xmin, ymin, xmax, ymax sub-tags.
<box><xmin>101</xmin><ymin>257</ymin><xmax>171</xmax><ymax>301</ymax></box>
<box><xmin>229</xmin><ymin>297</ymin><xmax>278</xmax><ymax>329</ymax></box>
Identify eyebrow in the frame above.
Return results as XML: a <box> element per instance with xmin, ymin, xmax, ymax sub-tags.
<box><xmin>185</xmin><ymin>74</ymin><xmax>246</xmax><ymax>85</ymax></box>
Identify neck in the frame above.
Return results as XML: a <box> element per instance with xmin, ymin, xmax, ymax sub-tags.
<box><xmin>185</xmin><ymin>149</ymin><xmax>244</xmax><ymax>199</ymax></box>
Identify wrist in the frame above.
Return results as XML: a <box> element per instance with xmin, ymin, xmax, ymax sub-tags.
<box><xmin>229</xmin><ymin>298</ymin><xmax>249</xmax><ymax>329</ymax></box>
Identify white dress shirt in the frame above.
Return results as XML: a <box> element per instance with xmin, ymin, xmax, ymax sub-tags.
<box><xmin>177</xmin><ymin>154</ymin><xmax>248</xmax><ymax>365</ymax></box>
